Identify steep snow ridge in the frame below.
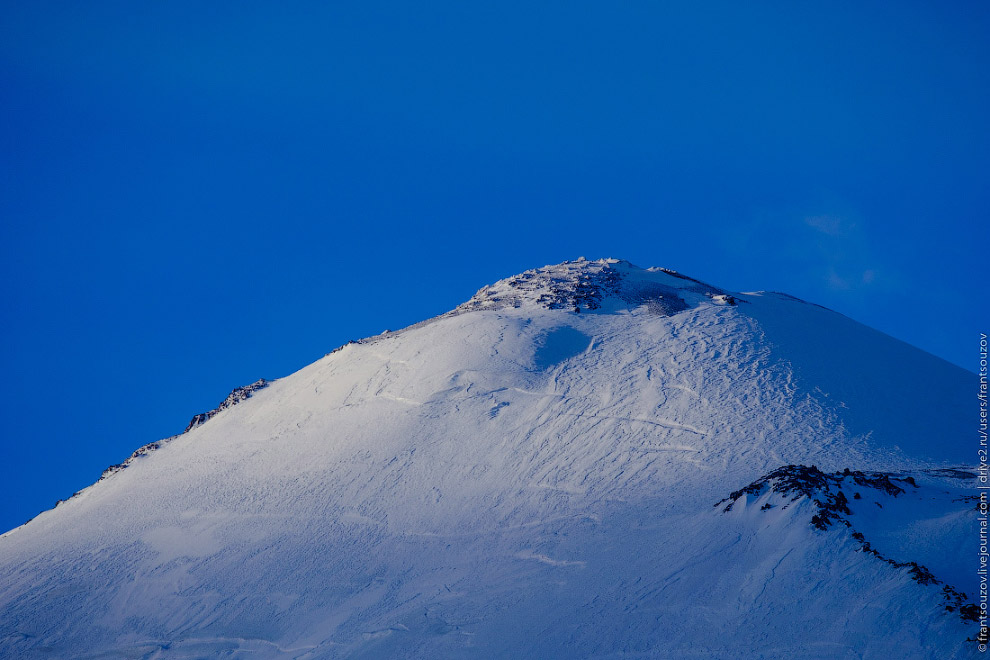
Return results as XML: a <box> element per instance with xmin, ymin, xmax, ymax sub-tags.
<box><xmin>0</xmin><ymin>258</ymin><xmax>977</xmax><ymax>659</ymax></box>
<box><xmin>29</xmin><ymin>378</ymin><xmax>274</xmax><ymax>519</ymax></box>
<box><xmin>0</xmin><ymin>378</ymin><xmax>274</xmax><ymax>531</ymax></box>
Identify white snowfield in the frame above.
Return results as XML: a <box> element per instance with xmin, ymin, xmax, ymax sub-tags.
<box><xmin>0</xmin><ymin>259</ymin><xmax>978</xmax><ymax>659</ymax></box>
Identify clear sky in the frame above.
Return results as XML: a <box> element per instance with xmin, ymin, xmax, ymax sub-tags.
<box><xmin>1</xmin><ymin>1</ymin><xmax>987</xmax><ymax>534</ymax></box>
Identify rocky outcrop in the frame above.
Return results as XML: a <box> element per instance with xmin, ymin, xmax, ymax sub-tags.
<box><xmin>717</xmin><ymin>464</ymin><xmax>978</xmax><ymax>626</ymax></box>
<box><xmin>454</xmin><ymin>258</ymin><xmax>726</xmax><ymax>316</ymax></box>
<box><xmin>184</xmin><ymin>378</ymin><xmax>270</xmax><ymax>432</ymax></box>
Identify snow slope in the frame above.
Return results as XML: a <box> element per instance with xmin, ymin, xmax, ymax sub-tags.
<box><xmin>0</xmin><ymin>258</ymin><xmax>977</xmax><ymax>659</ymax></box>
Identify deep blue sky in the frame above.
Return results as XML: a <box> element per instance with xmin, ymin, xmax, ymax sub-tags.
<box><xmin>1</xmin><ymin>1</ymin><xmax>986</xmax><ymax>534</ymax></box>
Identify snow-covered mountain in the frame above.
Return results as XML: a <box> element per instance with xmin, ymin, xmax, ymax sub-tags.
<box><xmin>0</xmin><ymin>258</ymin><xmax>978</xmax><ymax>659</ymax></box>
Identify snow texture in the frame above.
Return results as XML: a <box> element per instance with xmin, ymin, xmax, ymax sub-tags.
<box><xmin>0</xmin><ymin>258</ymin><xmax>977</xmax><ymax>659</ymax></box>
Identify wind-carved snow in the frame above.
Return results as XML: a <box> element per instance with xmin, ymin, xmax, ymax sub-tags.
<box><xmin>515</xmin><ymin>550</ymin><xmax>587</xmax><ymax>567</ymax></box>
<box><xmin>0</xmin><ymin>258</ymin><xmax>976</xmax><ymax>659</ymax></box>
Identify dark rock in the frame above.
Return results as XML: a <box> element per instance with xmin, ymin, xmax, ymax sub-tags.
<box><xmin>717</xmin><ymin>464</ymin><xmax>978</xmax><ymax>626</ymax></box>
<box><xmin>185</xmin><ymin>379</ymin><xmax>270</xmax><ymax>432</ymax></box>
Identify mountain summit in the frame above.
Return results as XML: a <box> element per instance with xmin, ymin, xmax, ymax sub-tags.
<box><xmin>0</xmin><ymin>259</ymin><xmax>976</xmax><ymax>659</ymax></box>
<box><xmin>453</xmin><ymin>257</ymin><xmax>731</xmax><ymax>315</ymax></box>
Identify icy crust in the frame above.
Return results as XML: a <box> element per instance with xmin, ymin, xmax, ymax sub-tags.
<box><xmin>454</xmin><ymin>257</ymin><xmax>734</xmax><ymax>315</ymax></box>
<box><xmin>717</xmin><ymin>465</ymin><xmax>980</xmax><ymax>626</ymax></box>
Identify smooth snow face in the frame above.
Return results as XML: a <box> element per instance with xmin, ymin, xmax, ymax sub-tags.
<box><xmin>0</xmin><ymin>260</ymin><xmax>976</xmax><ymax>659</ymax></box>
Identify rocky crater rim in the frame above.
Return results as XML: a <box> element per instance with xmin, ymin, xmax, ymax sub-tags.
<box><xmin>455</xmin><ymin>257</ymin><xmax>736</xmax><ymax>316</ymax></box>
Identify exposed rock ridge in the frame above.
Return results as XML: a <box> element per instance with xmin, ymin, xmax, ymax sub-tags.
<box><xmin>184</xmin><ymin>378</ymin><xmax>270</xmax><ymax>432</ymax></box>
<box><xmin>455</xmin><ymin>258</ymin><xmax>730</xmax><ymax>315</ymax></box>
<box><xmin>717</xmin><ymin>464</ymin><xmax>979</xmax><ymax>626</ymax></box>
